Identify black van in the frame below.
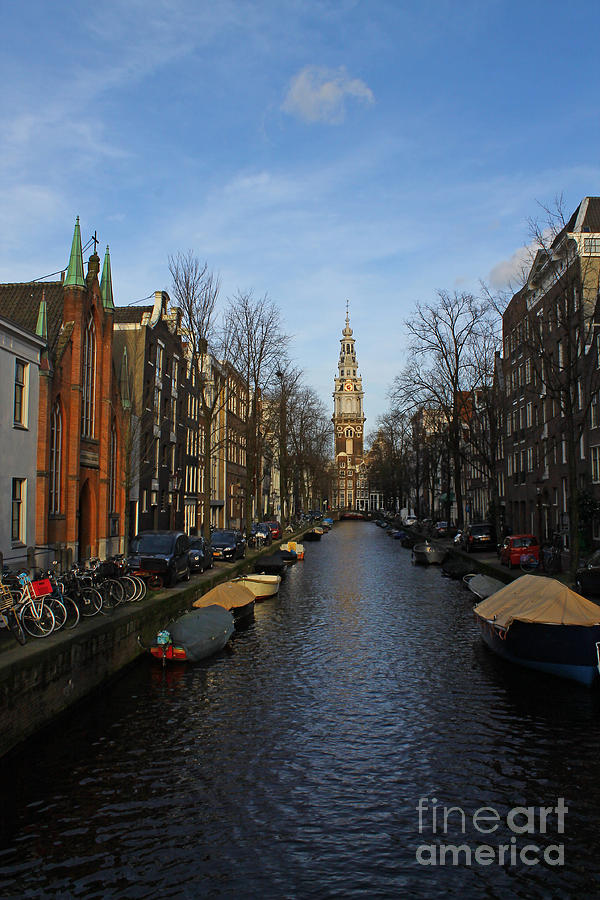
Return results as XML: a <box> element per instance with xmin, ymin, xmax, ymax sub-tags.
<box><xmin>129</xmin><ymin>531</ymin><xmax>190</xmax><ymax>586</ymax></box>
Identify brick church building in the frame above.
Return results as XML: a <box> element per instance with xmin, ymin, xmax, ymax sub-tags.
<box><xmin>0</xmin><ymin>218</ymin><xmax>126</xmax><ymax>565</ymax></box>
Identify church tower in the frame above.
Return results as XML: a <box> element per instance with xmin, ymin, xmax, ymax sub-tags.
<box><xmin>332</xmin><ymin>305</ymin><xmax>366</xmax><ymax>511</ymax></box>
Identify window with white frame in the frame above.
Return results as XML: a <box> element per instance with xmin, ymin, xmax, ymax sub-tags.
<box><xmin>81</xmin><ymin>315</ymin><xmax>96</xmax><ymax>438</ymax></box>
<box><xmin>13</xmin><ymin>359</ymin><xmax>28</xmax><ymax>426</ymax></box>
<box><xmin>11</xmin><ymin>478</ymin><xmax>25</xmax><ymax>543</ymax></box>
<box><xmin>592</xmin><ymin>446</ymin><xmax>600</xmax><ymax>482</ymax></box>
<box><xmin>109</xmin><ymin>423</ymin><xmax>117</xmax><ymax>513</ymax></box>
<box><xmin>49</xmin><ymin>401</ymin><xmax>62</xmax><ymax>514</ymax></box>
<box><xmin>592</xmin><ymin>393</ymin><xmax>600</xmax><ymax>428</ymax></box>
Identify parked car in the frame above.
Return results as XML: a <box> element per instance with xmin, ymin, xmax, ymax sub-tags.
<box><xmin>249</xmin><ymin>523</ymin><xmax>273</xmax><ymax>547</ymax></box>
<box><xmin>575</xmin><ymin>549</ymin><xmax>600</xmax><ymax>596</ymax></box>
<box><xmin>462</xmin><ymin>523</ymin><xmax>495</xmax><ymax>553</ymax></box>
<box><xmin>188</xmin><ymin>536</ymin><xmax>214</xmax><ymax>573</ymax></box>
<box><xmin>264</xmin><ymin>521</ymin><xmax>282</xmax><ymax>540</ymax></box>
<box><xmin>499</xmin><ymin>534</ymin><xmax>539</xmax><ymax>569</ymax></box>
<box><xmin>403</xmin><ymin>515</ymin><xmax>418</xmax><ymax>527</ymax></box>
<box><xmin>211</xmin><ymin>529</ymin><xmax>246</xmax><ymax>561</ymax></box>
<box><xmin>434</xmin><ymin>521</ymin><xmax>448</xmax><ymax>537</ymax></box>
<box><xmin>129</xmin><ymin>530</ymin><xmax>190</xmax><ymax>586</ymax></box>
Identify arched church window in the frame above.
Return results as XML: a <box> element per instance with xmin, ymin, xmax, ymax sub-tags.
<box><xmin>50</xmin><ymin>400</ymin><xmax>62</xmax><ymax>514</ymax></box>
<box><xmin>81</xmin><ymin>314</ymin><xmax>96</xmax><ymax>438</ymax></box>
<box><xmin>109</xmin><ymin>422</ymin><xmax>117</xmax><ymax>513</ymax></box>
<box><xmin>345</xmin><ymin>427</ymin><xmax>354</xmax><ymax>437</ymax></box>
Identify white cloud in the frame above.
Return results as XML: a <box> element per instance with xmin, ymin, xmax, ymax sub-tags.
<box><xmin>488</xmin><ymin>241</ymin><xmax>535</xmax><ymax>289</ymax></box>
<box><xmin>282</xmin><ymin>65</ymin><xmax>374</xmax><ymax>124</ymax></box>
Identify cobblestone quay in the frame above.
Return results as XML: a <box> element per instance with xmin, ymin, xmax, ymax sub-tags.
<box><xmin>2</xmin><ymin>521</ymin><xmax>600</xmax><ymax>897</ymax></box>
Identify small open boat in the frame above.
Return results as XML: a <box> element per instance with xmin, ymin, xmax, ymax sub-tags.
<box><xmin>232</xmin><ymin>573</ymin><xmax>281</xmax><ymax>600</ymax></box>
<box><xmin>303</xmin><ymin>528</ymin><xmax>322</xmax><ymax>542</ymax></box>
<box><xmin>473</xmin><ymin>575</ymin><xmax>600</xmax><ymax>685</ymax></box>
<box><xmin>193</xmin><ymin>581</ymin><xmax>255</xmax><ymax>626</ymax></box>
<box><xmin>412</xmin><ymin>540</ymin><xmax>446</xmax><ymax>565</ymax></box>
<box><xmin>149</xmin><ymin>605</ymin><xmax>234</xmax><ymax>663</ymax></box>
<box><xmin>463</xmin><ymin>573</ymin><xmax>506</xmax><ymax>601</ymax></box>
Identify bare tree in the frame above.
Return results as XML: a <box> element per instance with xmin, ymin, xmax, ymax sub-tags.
<box><xmin>391</xmin><ymin>290</ymin><xmax>484</xmax><ymax>528</ymax></box>
<box><xmin>224</xmin><ymin>290</ymin><xmax>290</xmax><ymax>532</ymax></box>
<box><xmin>366</xmin><ymin>409</ymin><xmax>413</xmax><ymax>512</ymax></box>
<box><xmin>285</xmin><ymin>381</ymin><xmax>331</xmax><ymax>513</ymax></box>
<box><xmin>169</xmin><ymin>251</ymin><xmax>230</xmax><ymax>540</ymax></box>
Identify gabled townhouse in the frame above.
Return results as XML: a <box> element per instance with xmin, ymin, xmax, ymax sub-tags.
<box><xmin>0</xmin><ymin>315</ymin><xmax>46</xmax><ymax>568</ymax></box>
<box><xmin>0</xmin><ymin>219</ymin><xmax>126</xmax><ymax>565</ymax></box>
<box><xmin>501</xmin><ymin>197</ymin><xmax>600</xmax><ymax>557</ymax></box>
<box><xmin>113</xmin><ymin>292</ymin><xmax>190</xmax><ymax>537</ymax></box>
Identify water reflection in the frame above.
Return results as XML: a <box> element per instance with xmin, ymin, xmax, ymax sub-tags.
<box><xmin>2</xmin><ymin>522</ymin><xmax>600</xmax><ymax>897</ymax></box>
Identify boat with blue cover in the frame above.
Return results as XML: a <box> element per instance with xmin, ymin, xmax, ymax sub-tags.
<box><xmin>150</xmin><ymin>605</ymin><xmax>234</xmax><ymax>663</ymax></box>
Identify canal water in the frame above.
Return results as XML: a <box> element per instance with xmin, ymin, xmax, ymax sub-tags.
<box><xmin>2</xmin><ymin>521</ymin><xmax>600</xmax><ymax>898</ymax></box>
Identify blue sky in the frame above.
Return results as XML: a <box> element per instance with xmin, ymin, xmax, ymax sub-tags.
<box><xmin>3</xmin><ymin>0</ymin><xmax>600</xmax><ymax>429</ymax></box>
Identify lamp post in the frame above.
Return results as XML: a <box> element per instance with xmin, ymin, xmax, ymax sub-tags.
<box><xmin>276</xmin><ymin>369</ymin><xmax>288</xmax><ymax>528</ymax></box>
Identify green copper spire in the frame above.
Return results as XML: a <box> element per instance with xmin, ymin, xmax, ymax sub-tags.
<box><xmin>64</xmin><ymin>216</ymin><xmax>85</xmax><ymax>288</ymax></box>
<box><xmin>100</xmin><ymin>245</ymin><xmax>115</xmax><ymax>310</ymax></box>
<box><xmin>35</xmin><ymin>290</ymin><xmax>48</xmax><ymax>340</ymax></box>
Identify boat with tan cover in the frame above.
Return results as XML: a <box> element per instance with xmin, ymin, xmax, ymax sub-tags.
<box><xmin>473</xmin><ymin>574</ymin><xmax>600</xmax><ymax>685</ymax></box>
<box><xmin>193</xmin><ymin>581</ymin><xmax>255</xmax><ymax>625</ymax></box>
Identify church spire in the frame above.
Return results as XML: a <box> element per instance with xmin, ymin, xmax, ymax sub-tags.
<box><xmin>64</xmin><ymin>216</ymin><xmax>85</xmax><ymax>289</ymax></box>
<box><xmin>100</xmin><ymin>245</ymin><xmax>115</xmax><ymax>310</ymax></box>
<box><xmin>35</xmin><ymin>289</ymin><xmax>48</xmax><ymax>341</ymax></box>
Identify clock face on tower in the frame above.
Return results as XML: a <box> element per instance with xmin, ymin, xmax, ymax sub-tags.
<box><xmin>344</xmin><ymin>381</ymin><xmax>353</xmax><ymax>392</ymax></box>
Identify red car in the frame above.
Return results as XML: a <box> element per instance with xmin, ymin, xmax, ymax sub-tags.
<box><xmin>265</xmin><ymin>521</ymin><xmax>282</xmax><ymax>540</ymax></box>
<box><xmin>499</xmin><ymin>534</ymin><xmax>540</xmax><ymax>569</ymax></box>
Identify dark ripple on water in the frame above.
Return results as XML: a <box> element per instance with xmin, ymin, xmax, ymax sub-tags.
<box><xmin>3</xmin><ymin>523</ymin><xmax>600</xmax><ymax>897</ymax></box>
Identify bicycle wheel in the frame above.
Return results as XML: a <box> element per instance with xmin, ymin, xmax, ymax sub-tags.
<box><xmin>6</xmin><ymin>608</ymin><xmax>27</xmax><ymax>645</ymax></box>
<box><xmin>48</xmin><ymin>597</ymin><xmax>68</xmax><ymax>630</ymax></box>
<box><xmin>520</xmin><ymin>554</ymin><xmax>539</xmax><ymax>574</ymax></box>
<box><xmin>61</xmin><ymin>595</ymin><xmax>81</xmax><ymax>629</ymax></box>
<box><xmin>99</xmin><ymin>578</ymin><xmax>124</xmax><ymax>612</ymax></box>
<box><xmin>129</xmin><ymin>575</ymin><xmax>146</xmax><ymax>602</ymax></box>
<box><xmin>119</xmin><ymin>575</ymin><xmax>138</xmax><ymax>602</ymax></box>
<box><xmin>20</xmin><ymin>600</ymin><xmax>56</xmax><ymax>637</ymax></box>
<box><xmin>78</xmin><ymin>587</ymin><xmax>103</xmax><ymax>617</ymax></box>
<box><xmin>147</xmin><ymin>574</ymin><xmax>163</xmax><ymax>590</ymax></box>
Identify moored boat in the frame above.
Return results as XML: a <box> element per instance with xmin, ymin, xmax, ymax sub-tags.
<box><xmin>232</xmin><ymin>573</ymin><xmax>281</xmax><ymax>600</ymax></box>
<box><xmin>280</xmin><ymin>541</ymin><xmax>305</xmax><ymax>559</ymax></box>
<box><xmin>149</xmin><ymin>605</ymin><xmax>234</xmax><ymax>663</ymax></box>
<box><xmin>254</xmin><ymin>554</ymin><xmax>287</xmax><ymax>576</ymax></box>
<box><xmin>303</xmin><ymin>529</ymin><xmax>322</xmax><ymax>542</ymax></box>
<box><xmin>193</xmin><ymin>581</ymin><xmax>255</xmax><ymax>626</ymax></box>
<box><xmin>412</xmin><ymin>540</ymin><xmax>446</xmax><ymax>565</ymax></box>
<box><xmin>473</xmin><ymin>575</ymin><xmax>600</xmax><ymax>685</ymax></box>
<box><xmin>463</xmin><ymin>573</ymin><xmax>506</xmax><ymax>600</ymax></box>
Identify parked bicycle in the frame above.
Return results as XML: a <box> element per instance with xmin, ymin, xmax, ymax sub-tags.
<box><xmin>541</xmin><ymin>534</ymin><xmax>564</xmax><ymax>575</ymax></box>
<box><xmin>0</xmin><ymin>580</ymin><xmax>26</xmax><ymax>645</ymax></box>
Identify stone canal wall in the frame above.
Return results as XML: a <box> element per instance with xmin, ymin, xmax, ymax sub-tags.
<box><xmin>0</xmin><ymin>539</ymin><xmax>297</xmax><ymax>759</ymax></box>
